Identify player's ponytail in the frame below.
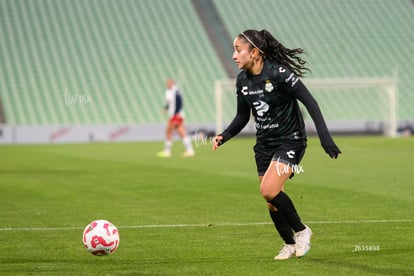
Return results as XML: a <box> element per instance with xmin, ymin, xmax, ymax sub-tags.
<box><xmin>240</xmin><ymin>29</ymin><xmax>310</xmax><ymax>77</ymax></box>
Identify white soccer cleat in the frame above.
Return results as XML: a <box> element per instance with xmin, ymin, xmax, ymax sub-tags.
<box><xmin>295</xmin><ymin>225</ymin><xmax>312</xmax><ymax>257</ymax></box>
<box><xmin>274</xmin><ymin>244</ymin><xmax>296</xmax><ymax>260</ymax></box>
<box><xmin>157</xmin><ymin>150</ymin><xmax>171</xmax><ymax>158</ymax></box>
<box><xmin>182</xmin><ymin>150</ymin><xmax>195</xmax><ymax>157</ymax></box>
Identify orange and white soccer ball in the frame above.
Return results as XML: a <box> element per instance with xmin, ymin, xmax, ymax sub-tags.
<box><xmin>82</xmin><ymin>219</ymin><xmax>120</xmax><ymax>256</ymax></box>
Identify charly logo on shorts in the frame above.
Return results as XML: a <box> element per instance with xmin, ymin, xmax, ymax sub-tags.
<box><xmin>265</xmin><ymin>80</ymin><xmax>274</xmax><ymax>92</ymax></box>
<box><xmin>287</xmin><ymin>150</ymin><xmax>295</xmax><ymax>159</ymax></box>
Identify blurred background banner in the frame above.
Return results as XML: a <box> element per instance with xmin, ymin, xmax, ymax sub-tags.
<box><xmin>0</xmin><ymin>0</ymin><xmax>413</xmax><ymax>143</ymax></box>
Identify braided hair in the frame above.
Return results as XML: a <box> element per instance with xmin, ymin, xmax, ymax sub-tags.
<box><xmin>239</xmin><ymin>29</ymin><xmax>310</xmax><ymax>77</ymax></box>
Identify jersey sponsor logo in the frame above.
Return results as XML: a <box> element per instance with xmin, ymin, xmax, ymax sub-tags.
<box><xmin>252</xmin><ymin>100</ymin><xmax>269</xmax><ymax>117</ymax></box>
<box><xmin>241</xmin><ymin>86</ymin><xmax>263</xmax><ymax>96</ymax></box>
<box><xmin>279</xmin><ymin>66</ymin><xmax>299</xmax><ymax>87</ymax></box>
<box><xmin>265</xmin><ymin>80</ymin><xmax>274</xmax><ymax>92</ymax></box>
<box><xmin>249</xmin><ymin>89</ymin><xmax>263</xmax><ymax>95</ymax></box>
<box><xmin>255</xmin><ymin>122</ymin><xmax>279</xmax><ymax>130</ymax></box>
<box><xmin>285</xmin><ymin>73</ymin><xmax>299</xmax><ymax>87</ymax></box>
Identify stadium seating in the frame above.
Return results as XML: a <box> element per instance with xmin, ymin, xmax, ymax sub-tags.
<box><xmin>0</xmin><ymin>0</ymin><xmax>227</xmax><ymax>124</ymax></box>
<box><xmin>214</xmin><ymin>0</ymin><xmax>414</xmax><ymax>121</ymax></box>
<box><xmin>0</xmin><ymin>0</ymin><xmax>413</xmax><ymax>125</ymax></box>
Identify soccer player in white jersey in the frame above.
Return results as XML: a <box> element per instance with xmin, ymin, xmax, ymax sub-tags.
<box><xmin>158</xmin><ymin>78</ymin><xmax>194</xmax><ymax>157</ymax></box>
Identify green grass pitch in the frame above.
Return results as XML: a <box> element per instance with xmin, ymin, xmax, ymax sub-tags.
<box><xmin>0</xmin><ymin>136</ymin><xmax>413</xmax><ymax>275</ymax></box>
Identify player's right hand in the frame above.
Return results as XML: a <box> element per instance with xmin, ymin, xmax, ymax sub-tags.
<box><xmin>212</xmin><ymin>135</ymin><xmax>223</xmax><ymax>151</ymax></box>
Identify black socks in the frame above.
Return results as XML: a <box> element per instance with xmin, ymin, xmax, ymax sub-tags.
<box><xmin>269</xmin><ymin>210</ymin><xmax>295</xmax><ymax>244</ymax></box>
<box><xmin>268</xmin><ymin>191</ymin><xmax>306</xmax><ymax>233</ymax></box>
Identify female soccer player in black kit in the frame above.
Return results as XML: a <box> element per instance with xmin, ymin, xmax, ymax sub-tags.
<box><xmin>212</xmin><ymin>29</ymin><xmax>341</xmax><ymax>260</ymax></box>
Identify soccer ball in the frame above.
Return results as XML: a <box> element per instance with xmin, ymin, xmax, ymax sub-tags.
<box><xmin>82</xmin><ymin>219</ymin><xmax>120</xmax><ymax>256</ymax></box>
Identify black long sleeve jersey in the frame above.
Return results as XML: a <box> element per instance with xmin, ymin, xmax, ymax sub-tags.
<box><xmin>220</xmin><ymin>59</ymin><xmax>335</xmax><ymax>149</ymax></box>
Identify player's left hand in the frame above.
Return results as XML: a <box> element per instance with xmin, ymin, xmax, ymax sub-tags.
<box><xmin>323</xmin><ymin>143</ymin><xmax>341</xmax><ymax>159</ymax></box>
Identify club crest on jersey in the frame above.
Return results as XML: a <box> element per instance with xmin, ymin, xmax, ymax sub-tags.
<box><xmin>265</xmin><ymin>80</ymin><xmax>274</xmax><ymax>92</ymax></box>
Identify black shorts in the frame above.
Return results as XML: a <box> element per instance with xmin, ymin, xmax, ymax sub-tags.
<box><xmin>254</xmin><ymin>142</ymin><xmax>306</xmax><ymax>177</ymax></box>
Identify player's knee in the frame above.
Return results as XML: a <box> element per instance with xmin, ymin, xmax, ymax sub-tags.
<box><xmin>260</xmin><ymin>186</ymin><xmax>278</xmax><ymax>201</ymax></box>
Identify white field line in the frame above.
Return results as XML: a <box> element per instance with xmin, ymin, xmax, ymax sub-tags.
<box><xmin>0</xmin><ymin>219</ymin><xmax>413</xmax><ymax>232</ymax></box>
